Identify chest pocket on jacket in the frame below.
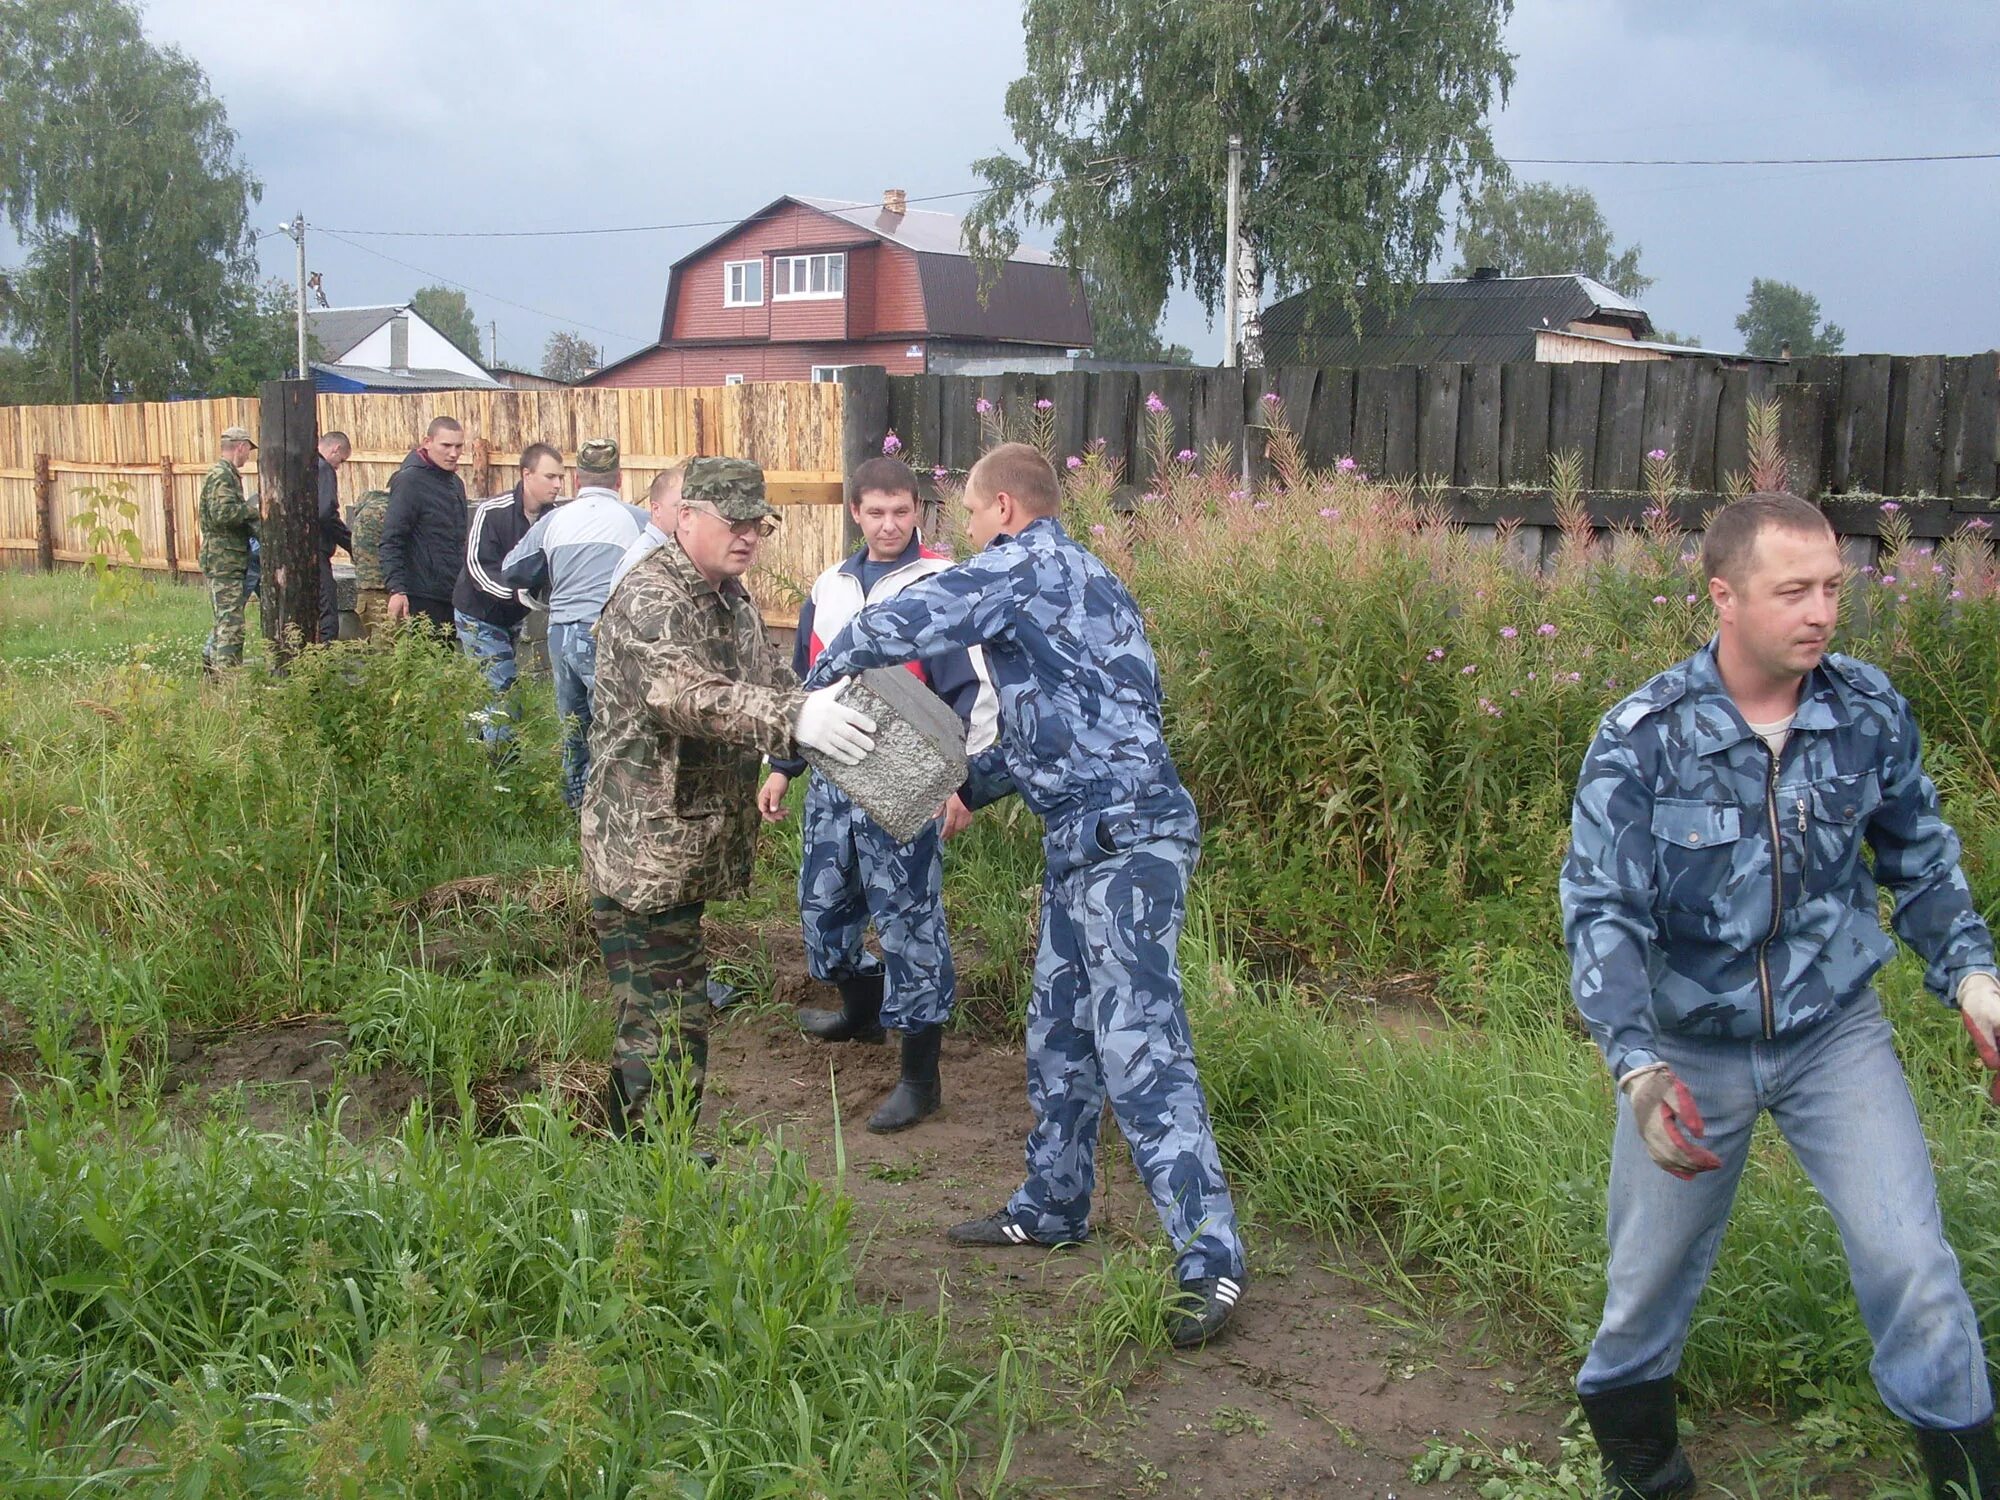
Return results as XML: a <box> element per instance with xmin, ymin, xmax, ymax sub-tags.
<box><xmin>1651</xmin><ymin>800</ymin><xmax>1746</xmax><ymax>915</ymax></box>
<box><xmin>1805</xmin><ymin>772</ymin><xmax>1882</xmax><ymax>897</ymax></box>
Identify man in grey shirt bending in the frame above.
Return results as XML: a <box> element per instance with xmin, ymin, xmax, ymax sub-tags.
<box><xmin>502</xmin><ymin>436</ymin><xmax>649</xmax><ymax>808</ymax></box>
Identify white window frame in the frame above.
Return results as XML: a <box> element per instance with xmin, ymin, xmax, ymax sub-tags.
<box><xmin>723</xmin><ymin>259</ymin><xmax>763</xmax><ymax>307</ymax></box>
<box><xmin>724</xmin><ymin>373</ymin><xmax>746</xmax><ymax>386</ymax></box>
<box><xmin>773</xmin><ymin>252</ymin><xmax>846</xmax><ymax>301</ymax></box>
<box><xmin>810</xmin><ymin>365</ymin><xmax>851</xmax><ymax>384</ymax></box>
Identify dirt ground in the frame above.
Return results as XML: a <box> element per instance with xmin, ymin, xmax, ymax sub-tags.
<box><xmin>703</xmin><ymin>940</ymin><xmax>1573</xmax><ymax>1500</ymax></box>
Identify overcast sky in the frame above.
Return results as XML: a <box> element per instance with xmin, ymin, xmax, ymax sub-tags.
<box><xmin>123</xmin><ymin>0</ymin><xmax>2000</xmax><ymax>369</ymax></box>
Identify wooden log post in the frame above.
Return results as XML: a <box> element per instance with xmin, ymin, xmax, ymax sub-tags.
<box><xmin>33</xmin><ymin>452</ymin><xmax>56</xmax><ymax>571</ymax></box>
<box><xmin>258</xmin><ymin>379</ymin><xmax>320</xmax><ymax>667</ymax></box>
<box><xmin>472</xmin><ymin>436</ymin><xmax>495</xmax><ymax>501</ymax></box>
<box><xmin>838</xmin><ymin>365</ymin><xmax>890</xmax><ymax>549</ymax></box>
<box><xmin>159</xmin><ymin>454</ymin><xmax>181</xmax><ymax>580</ymax></box>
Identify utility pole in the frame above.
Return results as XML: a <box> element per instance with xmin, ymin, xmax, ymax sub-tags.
<box><xmin>276</xmin><ymin>214</ymin><xmax>308</xmax><ymax>378</ymax></box>
<box><xmin>488</xmin><ymin>320</ymin><xmax>498</xmax><ymax>367</ymax></box>
<box><xmin>67</xmin><ymin>234</ymin><xmax>81</xmax><ymax>403</ymax></box>
<box><xmin>1222</xmin><ymin>134</ymin><xmax>1243</xmax><ymax>368</ymax></box>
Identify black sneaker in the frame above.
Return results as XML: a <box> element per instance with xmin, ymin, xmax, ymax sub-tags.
<box><xmin>945</xmin><ymin>1211</ymin><xmax>1083</xmax><ymax>1249</ymax></box>
<box><xmin>1166</xmin><ymin>1273</ymin><xmax>1244</xmax><ymax>1349</ymax></box>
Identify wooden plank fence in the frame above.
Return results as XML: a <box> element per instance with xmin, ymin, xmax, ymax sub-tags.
<box><xmin>869</xmin><ymin>355</ymin><xmax>2000</xmax><ymax>564</ymax></box>
<box><xmin>0</xmin><ymin>383</ymin><xmax>851</xmax><ymax>626</ymax></box>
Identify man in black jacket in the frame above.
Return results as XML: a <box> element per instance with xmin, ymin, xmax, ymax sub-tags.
<box><xmin>454</xmin><ymin>442</ymin><xmax>565</xmax><ymax>747</ymax></box>
<box><xmin>381</xmin><ymin>416</ymin><xmax>469</xmax><ymax>634</ymax></box>
<box><xmin>316</xmin><ymin>431</ymin><xmax>353</xmax><ymax>643</ymax></box>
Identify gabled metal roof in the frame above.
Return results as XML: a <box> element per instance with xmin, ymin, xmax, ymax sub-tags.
<box><xmin>1261</xmin><ymin>274</ymin><xmax>1655</xmax><ymax>365</ymax></box>
<box><xmin>306</xmin><ymin>304</ymin><xmax>405</xmax><ymax>361</ymax></box>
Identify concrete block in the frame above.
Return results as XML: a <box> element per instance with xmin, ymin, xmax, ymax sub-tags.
<box><xmin>805</xmin><ymin>667</ymin><xmax>968</xmax><ymax>843</ymax></box>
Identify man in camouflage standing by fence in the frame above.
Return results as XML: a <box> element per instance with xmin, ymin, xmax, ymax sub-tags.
<box><xmin>346</xmin><ymin>487</ymin><xmax>393</xmax><ymax>641</ymax></box>
<box><xmin>198</xmin><ymin>425</ymin><xmax>258</xmax><ymax>674</ymax></box>
<box><xmin>582</xmin><ymin>456</ymin><xmax>876</xmax><ymax>1144</ymax></box>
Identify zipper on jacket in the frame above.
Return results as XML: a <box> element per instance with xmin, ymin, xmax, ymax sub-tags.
<box><xmin>1756</xmin><ymin>741</ymin><xmax>1783</xmax><ymax>1040</ymax></box>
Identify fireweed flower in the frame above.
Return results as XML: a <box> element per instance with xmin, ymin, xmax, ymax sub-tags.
<box><xmin>1967</xmin><ymin>517</ymin><xmax>1991</xmax><ymax>531</ymax></box>
<box><xmin>1319</xmin><ymin>507</ymin><xmax>1339</xmax><ymax>519</ymax></box>
<box><xmin>1425</xmin><ymin>648</ymin><xmax>1446</xmax><ymax>661</ymax></box>
<box><xmin>931</xmin><ymin>466</ymin><xmax>948</xmax><ymax>481</ymax></box>
<box><xmin>1145</xmin><ymin>392</ymin><xmax>1167</xmax><ymax>414</ymax></box>
<box><xmin>1460</xmin><ymin>663</ymin><xmax>1478</xmax><ymax>676</ymax></box>
<box><xmin>1253</xmin><ymin>501</ymin><xmax>1271</xmax><ymax>511</ymax></box>
<box><xmin>1226</xmin><ymin>489</ymin><xmax>1247</xmax><ymax>501</ymax></box>
<box><xmin>1262</xmin><ymin>390</ymin><xmax>1281</xmax><ymax>405</ymax></box>
<box><xmin>1034</xmin><ymin>398</ymin><xmax>1053</xmax><ymax>411</ymax></box>
<box><xmin>1950</xmin><ymin>589</ymin><xmax>1965</xmax><ymax>599</ymax></box>
<box><xmin>1881</xmin><ymin>500</ymin><xmax>1902</xmax><ymax>512</ymax></box>
<box><xmin>1500</xmin><ymin>626</ymin><xmax>1518</xmax><ymax>640</ymax></box>
<box><xmin>1647</xmin><ymin>448</ymin><xmax>1668</xmax><ymax>461</ymax></box>
<box><xmin>1684</xmin><ymin>593</ymin><xmax>1698</xmax><ymax>604</ymax></box>
<box><xmin>1653</xmin><ymin>595</ymin><xmax>1668</xmax><ymax>605</ymax></box>
<box><xmin>881</xmin><ymin>431</ymin><xmax>902</xmax><ymax>454</ymax></box>
<box><xmin>1065</xmin><ymin>455</ymin><xmax>1083</xmax><ymax>470</ymax></box>
<box><xmin>974</xmin><ymin>397</ymin><xmax>993</xmax><ymax>414</ymax></box>
<box><xmin>1089</xmin><ymin>523</ymin><xmax>1106</xmax><ymax>536</ymax></box>
<box><xmin>1537</xmin><ymin>623</ymin><xmax>1557</xmax><ymax>637</ymax></box>
<box><xmin>1176</xmin><ymin>449</ymin><xmax>1197</xmax><ymax>464</ymax></box>
<box><xmin>1337</xmin><ymin>456</ymin><xmax>1358</xmax><ymax>472</ymax></box>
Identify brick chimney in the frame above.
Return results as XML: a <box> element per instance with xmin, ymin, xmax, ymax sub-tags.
<box><xmin>389</xmin><ymin>311</ymin><xmax>410</xmax><ymax>372</ymax></box>
<box><xmin>882</xmin><ymin>187</ymin><xmax>908</xmax><ymax>216</ymax></box>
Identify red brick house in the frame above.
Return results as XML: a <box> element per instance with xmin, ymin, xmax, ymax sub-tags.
<box><xmin>584</xmin><ymin>190</ymin><xmax>1093</xmax><ymax>387</ymax></box>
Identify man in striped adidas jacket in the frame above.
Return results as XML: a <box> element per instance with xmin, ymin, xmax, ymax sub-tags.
<box><xmin>452</xmin><ymin>442</ymin><xmax>564</xmax><ymax>750</ymax></box>
<box><xmin>503</xmin><ymin>438</ymin><xmax>651</xmax><ymax>808</ymax></box>
<box><xmin>757</xmin><ymin>455</ymin><xmax>997</xmax><ymax>1134</ymax></box>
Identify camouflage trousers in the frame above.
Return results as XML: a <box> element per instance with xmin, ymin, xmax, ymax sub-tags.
<box><xmin>201</xmin><ymin>564</ymin><xmax>250</xmax><ymax>668</ymax></box>
<box><xmin>354</xmin><ymin>588</ymin><xmax>393</xmax><ymax>642</ymax></box>
<box><xmin>590</xmin><ymin>894</ymin><xmax>710</xmax><ymax>1127</ymax></box>
<box><xmin>1005</xmin><ymin>787</ymin><xmax>1246</xmax><ymax>1283</ymax></box>
<box><xmin>799</xmin><ymin>774</ymin><xmax>957</xmax><ymax>1032</ymax></box>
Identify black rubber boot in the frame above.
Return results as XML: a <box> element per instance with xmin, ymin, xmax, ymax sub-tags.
<box><xmin>797</xmin><ymin>972</ymin><xmax>886</xmax><ymax>1043</ymax></box>
<box><xmin>1578</xmin><ymin>1377</ymin><xmax>1696</xmax><ymax>1499</ymax></box>
<box><xmin>1915</xmin><ymin>1419</ymin><xmax>2000</xmax><ymax>1499</ymax></box>
<box><xmin>868</xmin><ymin>1025</ymin><xmax>943</xmax><ymax>1133</ymax></box>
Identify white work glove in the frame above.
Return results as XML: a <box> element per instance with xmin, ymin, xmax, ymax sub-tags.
<box><xmin>1958</xmin><ymin>972</ymin><xmax>2000</xmax><ymax>1106</ymax></box>
<box><xmin>794</xmin><ymin>679</ymin><xmax>876</xmax><ymax>767</ymax></box>
<box><xmin>1619</xmin><ymin>1062</ymin><xmax>1723</xmax><ymax>1180</ymax></box>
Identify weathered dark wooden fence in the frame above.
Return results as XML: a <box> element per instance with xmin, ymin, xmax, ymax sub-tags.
<box><xmin>858</xmin><ymin>355</ymin><xmax>2000</xmax><ymax>549</ymax></box>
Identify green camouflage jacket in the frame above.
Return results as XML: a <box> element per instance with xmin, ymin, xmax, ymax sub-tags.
<box><xmin>581</xmin><ymin>536</ymin><xmax>804</xmax><ymax>911</ymax></box>
<box><xmin>346</xmin><ymin>489</ymin><xmax>391</xmax><ymax>590</ymax></box>
<box><xmin>196</xmin><ymin>460</ymin><xmax>257</xmax><ymax>572</ymax></box>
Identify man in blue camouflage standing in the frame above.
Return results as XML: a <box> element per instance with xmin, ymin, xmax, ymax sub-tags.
<box><xmin>758</xmin><ymin>455</ymin><xmax>995</xmax><ymax>1135</ymax></box>
<box><xmin>808</xmin><ymin>441</ymin><xmax>1246</xmax><ymax>1348</ymax></box>
<box><xmin>1562</xmin><ymin>492</ymin><xmax>2000</xmax><ymax>1500</ymax></box>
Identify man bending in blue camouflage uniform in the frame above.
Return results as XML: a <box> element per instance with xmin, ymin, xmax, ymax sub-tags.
<box><xmin>809</xmin><ymin>442</ymin><xmax>1246</xmax><ymax>1348</ymax></box>
<box><xmin>1562</xmin><ymin>492</ymin><xmax>2000</xmax><ymax>1500</ymax></box>
<box><xmin>759</xmin><ymin>455</ymin><xmax>996</xmax><ymax>1135</ymax></box>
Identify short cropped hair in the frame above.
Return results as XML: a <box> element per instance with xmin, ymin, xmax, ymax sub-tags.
<box><xmin>520</xmin><ymin>441</ymin><xmax>562</xmax><ymax>473</ymax></box>
<box><xmin>1699</xmin><ymin>492</ymin><xmax>1835</xmax><ymax>585</ymax></box>
<box><xmin>970</xmin><ymin>442</ymin><xmax>1061</xmax><ymax>515</ymax></box>
<box><xmin>648</xmin><ymin>462</ymin><xmax>688</xmax><ymax>506</ymax></box>
<box><xmin>425</xmin><ymin>415</ymin><xmax>464</xmax><ymax>439</ymax></box>
<box><xmin>320</xmin><ymin>430</ymin><xmax>351</xmax><ymax>452</ymax></box>
<box><xmin>848</xmin><ymin>455</ymin><xmax>920</xmax><ymax>505</ymax></box>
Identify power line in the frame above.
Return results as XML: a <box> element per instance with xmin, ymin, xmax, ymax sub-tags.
<box><xmin>312</xmin><ymin>226</ymin><xmax>653</xmax><ymax>347</ymax></box>
<box><xmin>312</xmin><ymin>148</ymin><xmax>1998</xmax><ymax>241</ymax></box>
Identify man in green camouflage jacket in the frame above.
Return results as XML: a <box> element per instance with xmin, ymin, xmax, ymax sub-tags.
<box><xmin>345</xmin><ymin>487</ymin><xmax>393</xmax><ymax>640</ymax></box>
<box><xmin>581</xmin><ymin>456</ymin><xmax>876</xmax><ymax>1141</ymax></box>
<box><xmin>198</xmin><ymin>425</ymin><xmax>259</xmax><ymax>671</ymax></box>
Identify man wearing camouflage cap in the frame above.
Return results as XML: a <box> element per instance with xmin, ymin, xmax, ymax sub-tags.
<box><xmin>198</xmin><ymin>425</ymin><xmax>259</xmax><ymax>673</ymax></box>
<box><xmin>584</xmin><ymin>455</ymin><xmax>877</xmax><ymax>1143</ymax></box>
<box><xmin>503</xmin><ymin>437</ymin><xmax>648</xmax><ymax>808</ymax></box>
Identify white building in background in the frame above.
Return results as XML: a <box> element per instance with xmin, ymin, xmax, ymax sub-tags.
<box><xmin>307</xmin><ymin>304</ymin><xmax>502</xmax><ymax>393</ymax></box>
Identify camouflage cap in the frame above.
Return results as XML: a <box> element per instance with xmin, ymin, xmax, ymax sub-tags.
<box><xmin>681</xmin><ymin>456</ymin><xmax>774</xmax><ymax>521</ymax></box>
<box><xmin>220</xmin><ymin>425</ymin><xmax>256</xmax><ymax>448</ymax></box>
<box><xmin>577</xmin><ymin>437</ymin><xmax>619</xmax><ymax>473</ymax></box>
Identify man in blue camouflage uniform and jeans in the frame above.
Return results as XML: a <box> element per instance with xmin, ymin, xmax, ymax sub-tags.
<box><xmin>1562</xmin><ymin>492</ymin><xmax>2000</xmax><ymax>1499</ymax></box>
<box><xmin>759</xmin><ymin>455</ymin><xmax>996</xmax><ymax>1135</ymax></box>
<box><xmin>809</xmin><ymin>442</ymin><xmax>1246</xmax><ymax>1348</ymax></box>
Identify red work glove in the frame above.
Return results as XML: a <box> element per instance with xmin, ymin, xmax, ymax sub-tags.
<box><xmin>1958</xmin><ymin>973</ymin><xmax>2000</xmax><ymax>1107</ymax></box>
<box><xmin>1619</xmin><ymin>1063</ymin><xmax>1724</xmax><ymax>1180</ymax></box>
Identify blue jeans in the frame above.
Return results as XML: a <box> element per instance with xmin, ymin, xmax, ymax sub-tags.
<box><xmin>1579</xmin><ymin>993</ymin><xmax>1992</xmax><ymax>1428</ymax></box>
<box><xmin>549</xmin><ymin>620</ymin><xmax>597</xmax><ymax>809</ymax></box>
<box><xmin>454</xmin><ymin>611</ymin><xmax>520</xmax><ymax>745</ymax></box>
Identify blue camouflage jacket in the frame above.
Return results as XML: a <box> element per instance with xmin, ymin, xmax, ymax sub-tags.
<box><xmin>1561</xmin><ymin>640</ymin><xmax>1997</xmax><ymax>1080</ymax></box>
<box><xmin>805</xmin><ymin>515</ymin><xmax>1185</xmax><ymax>826</ymax></box>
